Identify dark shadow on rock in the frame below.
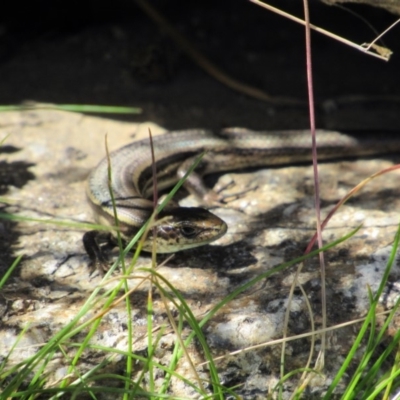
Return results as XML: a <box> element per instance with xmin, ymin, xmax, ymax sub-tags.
<box><xmin>0</xmin><ymin>205</ymin><xmax>19</xmax><ymax>274</ymax></box>
<box><xmin>0</xmin><ymin>160</ymin><xmax>35</xmax><ymax>194</ymax></box>
<box><xmin>0</xmin><ymin>158</ymin><xmax>35</xmax><ymax>274</ymax></box>
<box><xmin>0</xmin><ymin>145</ymin><xmax>22</xmax><ymax>154</ymax></box>
<box><xmin>165</xmin><ymin>240</ymin><xmax>258</xmax><ymax>272</ymax></box>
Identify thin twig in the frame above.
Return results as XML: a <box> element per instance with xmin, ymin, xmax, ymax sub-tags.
<box><xmin>198</xmin><ymin>309</ymin><xmax>392</xmax><ymax>365</ymax></box>
<box><xmin>363</xmin><ymin>17</ymin><xmax>400</xmax><ymax>51</ymax></box>
<box><xmin>249</xmin><ymin>0</ymin><xmax>391</xmax><ymax>61</ymax></box>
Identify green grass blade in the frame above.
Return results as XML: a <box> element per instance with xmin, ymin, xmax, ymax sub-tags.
<box><xmin>324</xmin><ymin>222</ymin><xmax>400</xmax><ymax>399</ymax></box>
<box><xmin>0</xmin><ymin>103</ymin><xmax>141</xmax><ymax>114</ymax></box>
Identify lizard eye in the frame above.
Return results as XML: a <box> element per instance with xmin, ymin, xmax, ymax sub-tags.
<box><xmin>179</xmin><ymin>226</ymin><xmax>199</xmax><ymax>238</ymax></box>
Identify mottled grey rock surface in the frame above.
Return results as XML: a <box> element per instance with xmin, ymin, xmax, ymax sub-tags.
<box><xmin>1</xmin><ymin>110</ymin><xmax>400</xmax><ymax>397</ymax></box>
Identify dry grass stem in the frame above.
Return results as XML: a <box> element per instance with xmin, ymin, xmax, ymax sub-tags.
<box><xmin>249</xmin><ymin>0</ymin><xmax>393</xmax><ymax>61</ymax></box>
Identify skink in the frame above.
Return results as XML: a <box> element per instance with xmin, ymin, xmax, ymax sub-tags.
<box><xmin>84</xmin><ymin>128</ymin><xmax>400</xmax><ymax>271</ymax></box>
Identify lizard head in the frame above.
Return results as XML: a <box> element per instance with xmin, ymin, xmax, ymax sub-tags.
<box><xmin>142</xmin><ymin>207</ymin><xmax>228</xmax><ymax>253</ymax></box>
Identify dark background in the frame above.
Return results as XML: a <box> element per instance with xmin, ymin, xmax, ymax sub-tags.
<box><xmin>0</xmin><ymin>0</ymin><xmax>399</xmax><ymax>130</ymax></box>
